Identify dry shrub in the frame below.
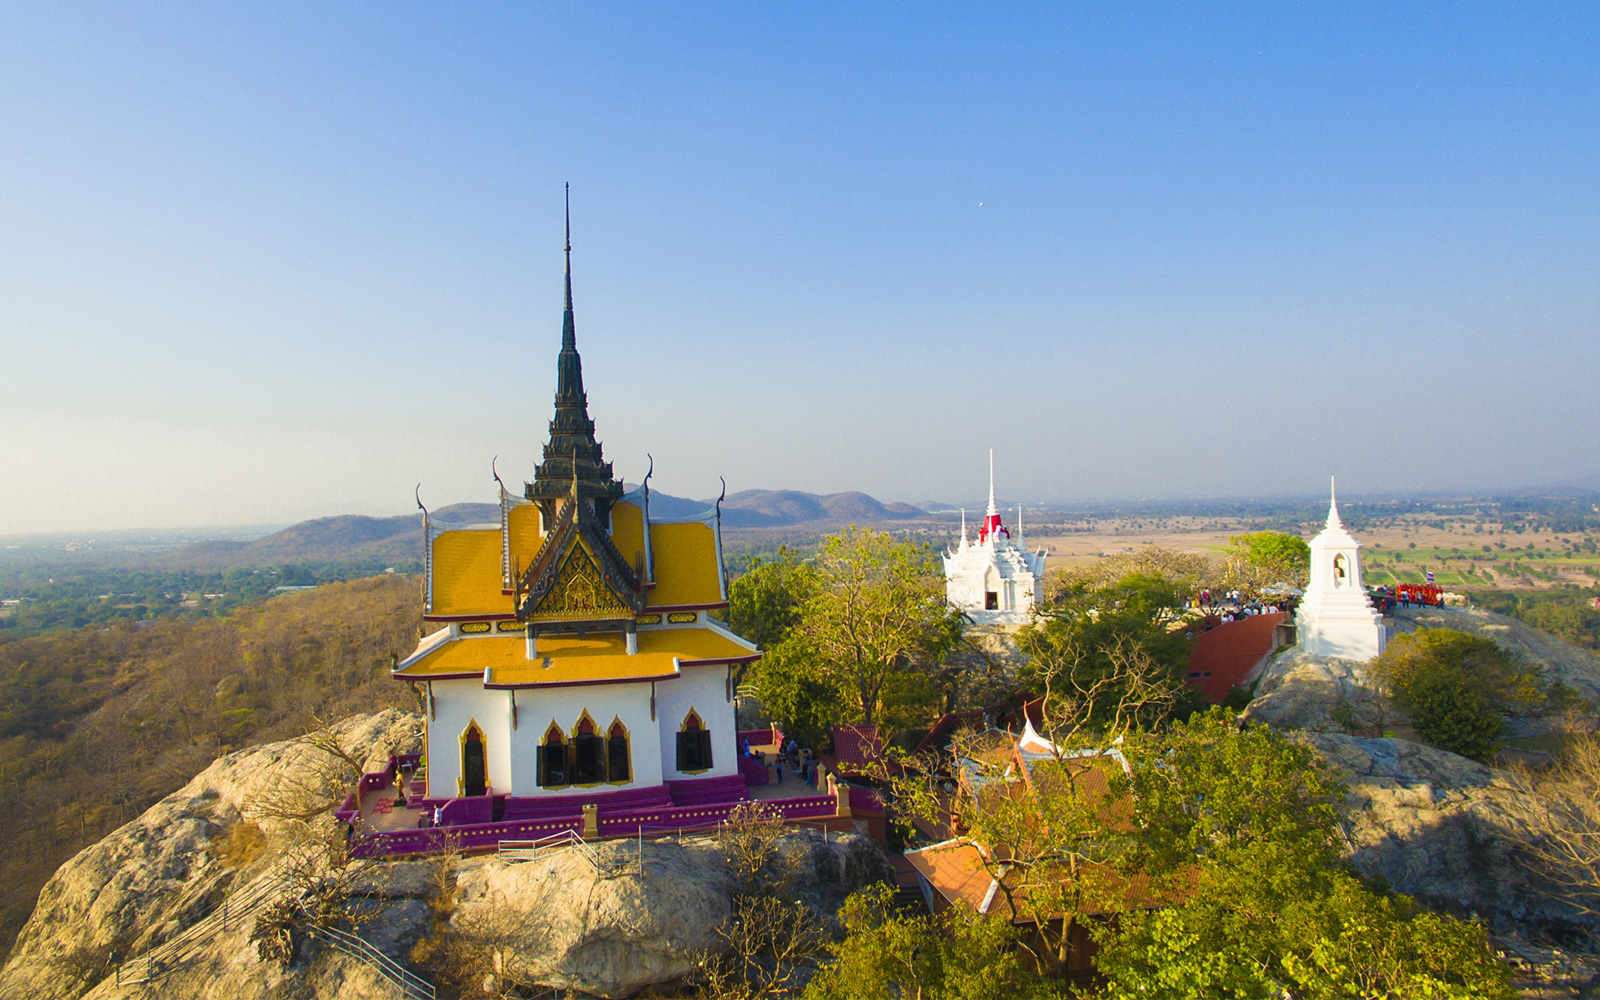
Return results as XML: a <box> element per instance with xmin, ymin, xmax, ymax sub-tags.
<box><xmin>1505</xmin><ymin>714</ymin><xmax>1600</xmax><ymax>919</ymax></box>
<box><xmin>698</xmin><ymin>894</ymin><xmax>829</xmax><ymax>999</ymax></box>
<box><xmin>697</xmin><ymin>802</ymin><xmax>829</xmax><ymax>998</ymax></box>
<box><xmin>208</xmin><ymin>819</ymin><xmax>269</xmax><ymax>869</ymax></box>
<box><xmin>717</xmin><ymin>801</ymin><xmax>791</xmax><ymax>898</ymax></box>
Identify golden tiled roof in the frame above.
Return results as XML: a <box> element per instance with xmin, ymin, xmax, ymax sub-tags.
<box><xmin>646</xmin><ymin>520</ymin><xmax>724</xmax><ymax>608</ymax></box>
<box><xmin>394</xmin><ymin>626</ymin><xmax>756</xmax><ymax>687</ymax></box>
<box><xmin>611</xmin><ymin>499</ymin><xmax>648</xmax><ymax>577</ymax></box>
<box><xmin>506</xmin><ymin>502</ymin><xmax>542</xmax><ymax>580</ymax></box>
<box><xmin>430</xmin><ymin>529</ymin><xmax>513</xmax><ymax>618</ymax></box>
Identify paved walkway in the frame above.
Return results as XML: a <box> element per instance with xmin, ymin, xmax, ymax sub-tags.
<box><xmin>359</xmin><ymin>775</ymin><xmax>425</xmax><ymax>833</ymax></box>
<box><xmin>746</xmin><ymin>760</ymin><xmax>827</xmax><ymax>801</ymax></box>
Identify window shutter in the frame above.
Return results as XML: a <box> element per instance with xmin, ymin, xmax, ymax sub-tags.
<box><xmin>536</xmin><ymin>744</ymin><xmax>548</xmax><ymax>787</ymax></box>
<box><xmin>676</xmin><ymin>731</ymin><xmax>690</xmax><ymax>771</ymax></box>
<box><xmin>577</xmin><ymin>734</ymin><xmax>605</xmax><ymax>784</ymax></box>
<box><xmin>609</xmin><ymin>736</ymin><xmax>630</xmax><ymax>783</ymax></box>
<box><xmin>699</xmin><ymin>729</ymin><xmax>714</xmax><ymax>769</ymax></box>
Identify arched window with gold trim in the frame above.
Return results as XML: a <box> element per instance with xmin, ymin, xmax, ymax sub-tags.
<box><xmin>537</xmin><ymin>721</ymin><xmax>568</xmax><ymax>789</ymax></box>
<box><xmin>606</xmin><ymin>716</ymin><xmax>631</xmax><ymax>784</ymax></box>
<box><xmin>676</xmin><ymin>707</ymin><xmax>712</xmax><ymax>774</ymax></box>
<box><xmin>460</xmin><ymin>721</ymin><xmax>488</xmax><ymax>797</ymax></box>
<box><xmin>572</xmin><ymin>710</ymin><xmax>606</xmax><ymax>785</ymax></box>
<box><xmin>1333</xmin><ymin>553</ymin><xmax>1349</xmax><ymax>587</ymax></box>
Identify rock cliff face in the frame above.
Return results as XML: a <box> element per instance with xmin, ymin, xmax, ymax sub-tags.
<box><xmin>0</xmin><ymin>709</ymin><xmax>891</xmax><ymax>1000</ymax></box>
<box><xmin>1246</xmin><ymin>604</ymin><xmax>1600</xmax><ymax>735</ymax></box>
<box><xmin>1305</xmin><ymin>732</ymin><xmax>1596</xmax><ymax>939</ymax></box>
<box><xmin>0</xmin><ymin>710</ymin><xmax>422</xmax><ymax>1000</ymax></box>
<box><xmin>449</xmin><ymin>831</ymin><xmax>889</xmax><ymax>997</ymax></box>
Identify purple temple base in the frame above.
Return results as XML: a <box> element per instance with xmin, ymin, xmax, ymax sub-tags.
<box><xmin>336</xmin><ymin>753</ymin><xmax>872</xmax><ymax>859</ymax></box>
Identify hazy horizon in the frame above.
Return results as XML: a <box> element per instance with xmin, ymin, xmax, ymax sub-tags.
<box><xmin>5</xmin><ymin>6</ymin><xmax>1598</xmax><ymax>534</ymax></box>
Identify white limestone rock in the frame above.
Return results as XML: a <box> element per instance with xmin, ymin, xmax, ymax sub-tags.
<box><xmin>1247</xmin><ymin>604</ymin><xmax>1600</xmax><ymax>737</ymax></box>
<box><xmin>0</xmin><ymin>710</ymin><xmax>422</xmax><ymax>1000</ymax></box>
<box><xmin>1244</xmin><ymin>645</ymin><xmax>1403</xmax><ymax>734</ymax></box>
<box><xmin>450</xmin><ymin>830</ymin><xmax>891</xmax><ymax>998</ymax></box>
<box><xmin>1305</xmin><ymin>732</ymin><xmax>1596</xmax><ymax>938</ymax></box>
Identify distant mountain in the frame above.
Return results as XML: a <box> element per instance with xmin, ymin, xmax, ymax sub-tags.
<box><xmin>163</xmin><ymin>491</ymin><xmax>925</xmax><ymax>569</ymax></box>
<box><xmin>1525</xmin><ymin>473</ymin><xmax>1600</xmax><ymax>497</ymax></box>
<box><xmin>170</xmin><ymin>502</ymin><xmax>495</xmax><ymax>569</ymax></box>
<box><xmin>712</xmin><ymin>489</ymin><xmax>924</xmax><ymax>528</ymax></box>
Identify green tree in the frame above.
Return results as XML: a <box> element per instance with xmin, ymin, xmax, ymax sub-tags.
<box><xmin>1092</xmin><ymin>709</ymin><xmax>1513</xmax><ymax>999</ymax></box>
<box><xmin>802</xmin><ymin>884</ymin><xmax>1067</xmax><ymax>1000</ymax></box>
<box><xmin>777</xmin><ymin>527</ymin><xmax>964</xmax><ymax>733</ymax></box>
<box><xmin>1017</xmin><ymin>571</ymin><xmax>1193</xmax><ymax>733</ymax></box>
<box><xmin>1371</xmin><ymin>628</ymin><xmax>1543</xmax><ymax>761</ymax></box>
<box><xmin>1225</xmin><ymin>530</ymin><xmax>1311</xmax><ymax>594</ymax></box>
<box><xmin>727</xmin><ymin>546</ymin><xmax>819</xmax><ymax>651</ymax></box>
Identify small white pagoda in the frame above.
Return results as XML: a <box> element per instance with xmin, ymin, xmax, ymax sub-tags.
<box><xmin>943</xmin><ymin>452</ymin><xmax>1047</xmax><ymax>625</ymax></box>
<box><xmin>1296</xmin><ymin>478</ymin><xmax>1386</xmax><ymax>662</ymax></box>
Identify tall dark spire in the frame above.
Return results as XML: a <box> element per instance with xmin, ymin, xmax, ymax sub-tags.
<box><xmin>529</xmin><ymin>185</ymin><xmax>624</xmax><ymax>507</ymax></box>
<box><xmin>562</xmin><ymin>182</ymin><xmax>574</xmax><ymax>339</ymax></box>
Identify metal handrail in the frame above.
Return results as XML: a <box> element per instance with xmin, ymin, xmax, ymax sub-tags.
<box><xmin>499</xmin><ymin>829</ymin><xmax>637</xmax><ymax>875</ymax></box>
<box><xmin>303</xmin><ymin>919</ymin><xmax>435</xmax><ymax>1000</ymax></box>
<box><xmin>117</xmin><ymin>867</ymin><xmax>288</xmax><ymax>984</ymax></box>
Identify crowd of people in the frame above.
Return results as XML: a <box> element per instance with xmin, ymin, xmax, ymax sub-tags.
<box><xmin>741</xmin><ymin>734</ymin><xmax>820</xmax><ymax>786</ymax></box>
<box><xmin>1188</xmin><ymin>588</ymin><xmax>1293</xmax><ymax>627</ymax></box>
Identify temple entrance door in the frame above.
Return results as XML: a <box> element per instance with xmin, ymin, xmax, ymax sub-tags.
<box><xmin>463</xmin><ymin>730</ymin><xmax>486</xmax><ymax>797</ymax></box>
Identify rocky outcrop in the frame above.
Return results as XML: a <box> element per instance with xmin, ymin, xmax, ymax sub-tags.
<box><xmin>1245</xmin><ymin>645</ymin><xmax>1398</xmax><ymax>734</ymax></box>
<box><xmin>449</xmin><ymin>830</ymin><xmax>890</xmax><ymax>997</ymax></box>
<box><xmin>1388</xmin><ymin>604</ymin><xmax>1600</xmax><ymax>707</ymax></box>
<box><xmin>0</xmin><ymin>707</ymin><xmax>891</xmax><ymax>1000</ymax></box>
<box><xmin>1246</xmin><ymin>604</ymin><xmax>1600</xmax><ymax>735</ymax></box>
<box><xmin>1305</xmin><ymin>732</ymin><xmax>1595</xmax><ymax>940</ymax></box>
<box><xmin>0</xmin><ymin>710</ymin><xmax>423</xmax><ymax>1000</ymax></box>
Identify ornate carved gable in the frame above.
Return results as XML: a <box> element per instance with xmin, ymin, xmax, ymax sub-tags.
<box><xmin>518</xmin><ymin>494</ymin><xmax>644</xmax><ymax>627</ymax></box>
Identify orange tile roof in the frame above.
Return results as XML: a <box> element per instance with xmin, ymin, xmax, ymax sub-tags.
<box><xmin>907</xmin><ymin>839</ymin><xmax>1179</xmax><ymax>921</ymax></box>
<box><xmin>904</xmin><ymin>841</ymin><xmax>995</xmax><ymax>912</ymax></box>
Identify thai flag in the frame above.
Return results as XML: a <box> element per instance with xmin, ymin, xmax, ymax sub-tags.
<box><xmin>1425</xmin><ymin>570</ymin><xmax>1435</xmax><ymax>583</ymax></box>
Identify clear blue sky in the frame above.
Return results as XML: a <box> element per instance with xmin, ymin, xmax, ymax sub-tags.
<box><xmin>3</xmin><ymin>4</ymin><xmax>1597</xmax><ymax>532</ymax></box>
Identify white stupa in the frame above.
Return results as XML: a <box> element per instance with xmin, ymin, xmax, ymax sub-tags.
<box><xmin>943</xmin><ymin>452</ymin><xmax>1047</xmax><ymax>625</ymax></box>
<box><xmin>1296</xmin><ymin>477</ymin><xmax>1386</xmax><ymax>662</ymax></box>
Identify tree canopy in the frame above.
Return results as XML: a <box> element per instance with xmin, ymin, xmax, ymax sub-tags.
<box><xmin>878</xmin><ymin>708</ymin><xmax>1512</xmax><ymax>998</ymax></box>
<box><xmin>1371</xmin><ymin>628</ymin><xmax>1547</xmax><ymax>761</ymax></box>
<box><xmin>727</xmin><ymin>546</ymin><xmax>819</xmax><ymax>652</ymax></box>
<box><xmin>1017</xmin><ymin>570</ymin><xmax>1195</xmax><ymax>736</ymax></box>
<box><xmin>1224</xmin><ymin>530</ymin><xmax>1311</xmax><ymax>594</ymax></box>
<box><xmin>747</xmin><ymin>527</ymin><xmax>964</xmax><ymax>743</ymax></box>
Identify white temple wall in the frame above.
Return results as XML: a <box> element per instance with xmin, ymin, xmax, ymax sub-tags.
<box><xmin>427</xmin><ymin>679</ymin><xmax>514</xmax><ymax>799</ymax></box>
<box><xmin>504</xmin><ymin>682</ymin><xmax>662</xmax><ymax>796</ymax></box>
<box><xmin>1299</xmin><ymin>619</ymin><xmax>1386</xmax><ymax>662</ymax></box>
<box><xmin>1295</xmin><ymin>491</ymin><xmax>1387</xmax><ymax>664</ymax></box>
<box><xmin>655</xmin><ymin>663</ymin><xmax>737</xmax><ymax>780</ymax></box>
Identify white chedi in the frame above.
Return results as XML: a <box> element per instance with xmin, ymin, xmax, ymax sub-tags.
<box><xmin>943</xmin><ymin>452</ymin><xmax>1047</xmax><ymax>625</ymax></box>
<box><xmin>1296</xmin><ymin>478</ymin><xmax>1386</xmax><ymax>662</ymax></box>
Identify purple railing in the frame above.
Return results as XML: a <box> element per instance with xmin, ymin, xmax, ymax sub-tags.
<box><xmin>738</xmin><ymin>726</ymin><xmax>785</xmax><ymax>748</ymax></box>
<box><xmin>849</xmin><ymin>786</ymin><xmax>884</xmax><ymax>814</ymax></box>
<box><xmin>668</xmin><ymin>774</ymin><xmax>748</xmax><ymax>805</ymax></box>
<box><xmin>342</xmin><ymin>767</ymin><xmax>849</xmax><ymax>859</ymax></box>
<box><xmin>738</xmin><ymin>755</ymin><xmax>769</xmax><ymax>786</ymax></box>
<box><xmin>336</xmin><ymin>752</ymin><xmax>420</xmax><ymax>825</ymax></box>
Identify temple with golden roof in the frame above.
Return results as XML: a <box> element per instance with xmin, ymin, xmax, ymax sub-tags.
<box><xmin>394</xmin><ymin>204</ymin><xmax>759</xmax><ymax>804</ymax></box>
<box><xmin>333</xmin><ymin>199</ymin><xmax>876</xmax><ymax>857</ymax></box>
